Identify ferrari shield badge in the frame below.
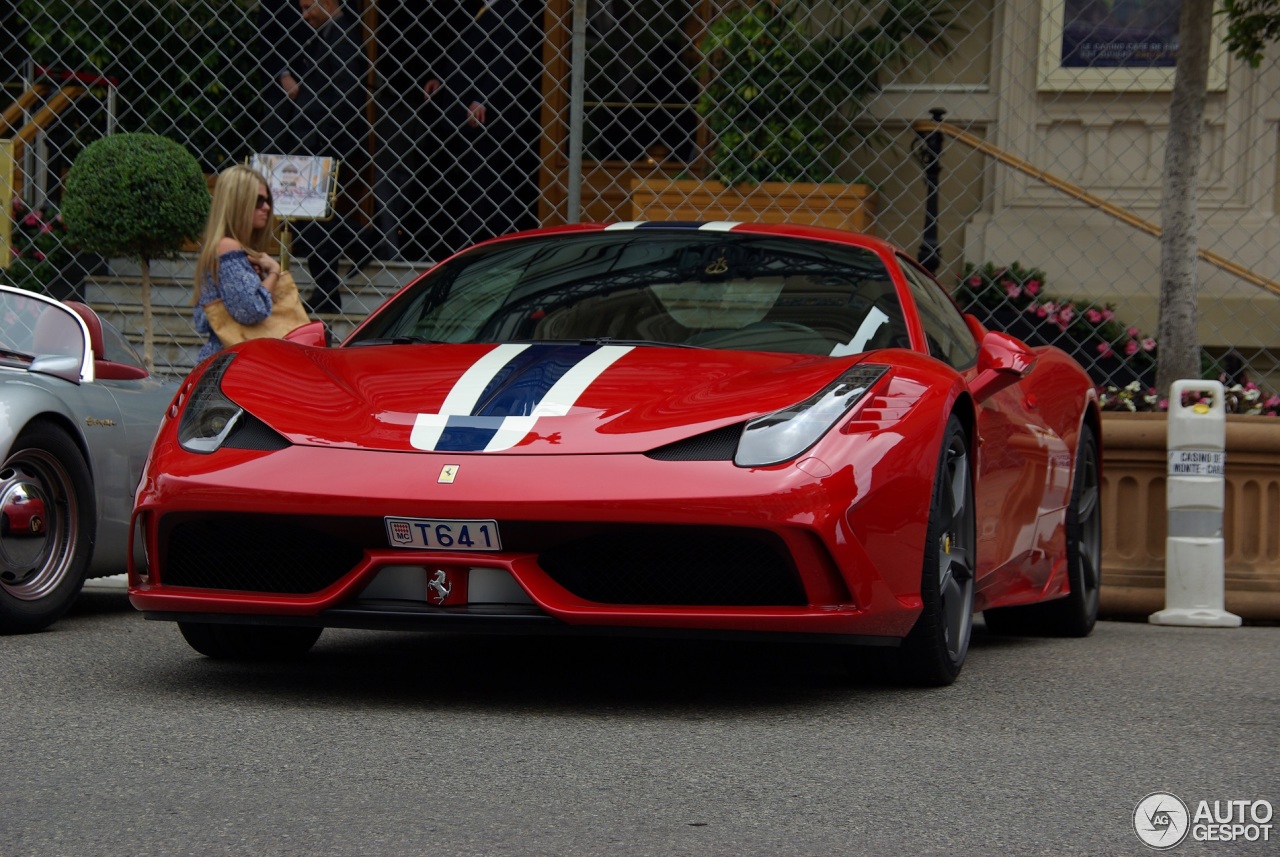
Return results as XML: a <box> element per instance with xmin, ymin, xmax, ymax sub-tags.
<box><xmin>438</xmin><ymin>464</ymin><xmax>459</xmax><ymax>484</ymax></box>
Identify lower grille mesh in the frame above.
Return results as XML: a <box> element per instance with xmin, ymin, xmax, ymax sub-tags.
<box><xmin>538</xmin><ymin>527</ymin><xmax>805</xmax><ymax>606</ymax></box>
<box><xmin>162</xmin><ymin>517</ymin><xmax>364</xmax><ymax>594</ymax></box>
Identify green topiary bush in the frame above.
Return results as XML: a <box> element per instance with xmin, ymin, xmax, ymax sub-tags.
<box><xmin>62</xmin><ymin>133</ymin><xmax>209</xmax><ymax>370</ymax></box>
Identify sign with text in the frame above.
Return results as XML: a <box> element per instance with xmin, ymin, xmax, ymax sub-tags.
<box><xmin>250</xmin><ymin>153</ymin><xmax>336</xmax><ymax>220</ymax></box>
<box><xmin>1168</xmin><ymin>450</ymin><xmax>1226</xmax><ymax>477</ymax></box>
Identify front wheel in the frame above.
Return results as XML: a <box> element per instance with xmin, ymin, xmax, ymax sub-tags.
<box><xmin>850</xmin><ymin>417</ymin><xmax>975</xmax><ymax>686</ymax></box>
<box><xmin>0</xmin><ymin>424</ymin><xmax>95</xmax><ymax>634</ymax></box>
<box><xmin>179</xmin><ymin>622</ymin><xmax>322</xmax><ymax>660</ymax></box>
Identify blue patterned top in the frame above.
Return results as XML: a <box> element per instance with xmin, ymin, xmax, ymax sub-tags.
<box><xmin>194</xmin><ymin>249</ymin><xmax>274</xmax><ymax>361</ymax></box>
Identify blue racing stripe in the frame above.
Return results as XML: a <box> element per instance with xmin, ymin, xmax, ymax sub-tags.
<box><xmin>436</xmin><ymin>417</ymin><xmax>502</xmax><ymax>452</ymax></box>
<box><xmin>472</xmin><ymin>344</ymin><xmax>595</xmax><ymax>417</ymax></box>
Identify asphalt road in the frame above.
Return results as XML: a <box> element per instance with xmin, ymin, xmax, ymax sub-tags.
<box><xmin>2</xmin><ymin>585</ymin><xmax>1276</xmax><ymax>857</ymax></box>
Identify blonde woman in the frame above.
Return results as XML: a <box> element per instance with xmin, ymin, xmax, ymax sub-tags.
<box><xmin>193</xmin><ymin>164</ymin><xmax>280</xmax><ymax>360</ymax></box>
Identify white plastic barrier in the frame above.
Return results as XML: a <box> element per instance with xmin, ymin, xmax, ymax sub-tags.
<box><xmin>1150</xmin><ymin>379</ymin><xmax>1242</xmax><ymax>627</ymax></box>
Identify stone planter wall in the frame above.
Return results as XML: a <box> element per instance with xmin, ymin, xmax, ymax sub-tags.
<box><xmin>1101</xmin><ymin>411</ymin><xmax>1280</xmax><ymax>619</ymax></box>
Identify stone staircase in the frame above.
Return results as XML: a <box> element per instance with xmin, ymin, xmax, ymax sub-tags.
<box><xmin>80</xmin><ymin>254</ymin><xmax>433</xmax><ymax>379</ymax></box>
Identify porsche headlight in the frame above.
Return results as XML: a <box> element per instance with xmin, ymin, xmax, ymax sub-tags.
<box><xmin>178</xmin><ymin>353</ymin><xmax>245</xmax><ymax>454</ymax></box>
<box><xmin>735</xmin><ymin>365</ymin><xmax>888</xmax><ymax>467</ymax></box>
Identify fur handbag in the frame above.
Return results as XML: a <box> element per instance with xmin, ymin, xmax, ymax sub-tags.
<box><xmin>204</xmin><ymin>269</ymin><xmax>312</xmax><ymax>346</ymax></box>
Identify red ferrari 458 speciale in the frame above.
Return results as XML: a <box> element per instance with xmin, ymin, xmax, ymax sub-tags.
<box><xmin>130</xmin><ymin>222</ymin><xmax>1101</xmax><ymax>685</ymax></box>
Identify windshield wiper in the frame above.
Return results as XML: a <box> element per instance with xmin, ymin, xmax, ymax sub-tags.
<box><xmin>578</xmin><ymin>337</ymin><xmax>700</xmax><ymax>349</ymax></box>
<box><xmin>346</xmin><ymin>336</ymin><xmax>444</xmax><ymax>348</ymax></box>
<box><xmin>507</xmin><ymin>337</ymin><xmax>700</xmax><ymax>349</ymax></box>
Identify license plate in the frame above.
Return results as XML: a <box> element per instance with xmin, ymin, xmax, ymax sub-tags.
<box><xmin>385</xmin><ymin>517</ymin><xmax>503</xmax><ymax>551</ymax></box>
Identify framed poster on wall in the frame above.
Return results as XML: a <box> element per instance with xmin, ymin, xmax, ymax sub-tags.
<box><xmin>1038</xmin><ymin>0</ymin><xmax>1228</xmax><ymax>91</ymax></box>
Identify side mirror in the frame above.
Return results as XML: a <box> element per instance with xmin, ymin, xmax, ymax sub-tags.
<box><xmin>962</xmin><ymin>313</ymin><xmax>987</xmax><ymax>341</ymax></box>
<box><xmin>284</xmin><ymin>320</ymin><xmax>330</xmax><ymax>348</ymax></box>
<box><xmin>970</xmin><ymin>330</ymin><xmax>1036</xmax><ymax>402</ymax></box>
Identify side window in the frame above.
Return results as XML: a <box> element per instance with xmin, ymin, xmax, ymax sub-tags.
<box><xmin>899</xmin><ymin>260</ymin><xmax>978</xmax><ymax>369</ymax></box>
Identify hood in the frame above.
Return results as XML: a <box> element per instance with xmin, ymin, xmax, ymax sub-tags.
<box><xmin>218</xmin><ymin>341</ymin><xmax>866</xmax><ymax>454</ymax></box>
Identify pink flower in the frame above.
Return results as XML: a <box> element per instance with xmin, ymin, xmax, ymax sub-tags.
<box><xmin>968</xmin><ymin>275</ymin><xmax>981</xmax><ymax>286</ymax></box>
<box><xmin>1101</xmin><ymin>309</ymin><xmax>1115</xmax><ymax>322</ymax></box>
<box><xmin>1057</xmin><ymin>305</ymin><xmax>1076</xmax><ymax>326</ymax></box>
<box><xmin>1141</xmin><ymin>338</ymin><xmax>1156</xmax><ymax>351</ymax></box>
<box><xmin>1086</xmin><ymin>308</ymin><xmax>1104</xmax><ymax>324</ymax></box>
<box><xmin>1025</xmin><ymin>280</ymin><xmax>1041</xmax><ymax>296</ymax></box>
<box><xmin>22</xmin><ymin>212</ymin><xmax>40</xmax><ymax>228</ymax></box>
<box><xmin>39</xmin><ymin>221</ymin><xmax>54</xmax><ymax>234</ymax></box>
<box><xmin>33</xmin><ymin>251</ymin><xmax>46</xmax><ymax>262</ymax></box>
<box><xmin>1005</xmin><ymin>282</ymin><xmax>1022</xmax><ymax>299</ymax></box>
<box><xmin>1124</xmin><ymin>339</ymin><xmax>1140</xmax><ymax>356</ymax></box>
<box><xmin>1096</xmin><ymin>342</ymin><xmax>1114</xmax><ymax>358</ymax></box>
<box><xmin>1127</xmin><ymin>326</ymin><xmax>1141</xmax><ymax>338</ymax></box>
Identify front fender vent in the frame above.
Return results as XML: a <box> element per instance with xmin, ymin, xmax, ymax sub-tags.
<box><xmin>225</xmin><ymin>413</ymin><xmax>290</xmax><ymax>451</ymax></box>
<box><xmin>645</xmin><ymin>423</ymin><xmax>741</xmax><ymax>461</ymax></box>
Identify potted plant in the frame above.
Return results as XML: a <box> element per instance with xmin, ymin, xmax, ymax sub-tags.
<box><xmin>630</xmin><ymin>0</ymin><xmax>955</xmax><ymax>230</ymax></box>
<box><xmin>61</xmin><ymin>133</ymin><xmax>210</xmax><ymax>371</ymax></box>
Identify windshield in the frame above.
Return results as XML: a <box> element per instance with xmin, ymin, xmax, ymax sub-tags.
<box><xmin>0</xmin><ymin>288</ymin><xmax>87</xmax><ymax>368</ymax></box>
<box><xmin>348</xmin><ymin>231</ymin><xmax>909</xmax><ymax>357</ymax></box>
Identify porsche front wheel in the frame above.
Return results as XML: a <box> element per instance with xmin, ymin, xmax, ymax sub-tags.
<box><xmin>0</xmin><ymin>424</ymin><xmax>95</xmax><ymax>634</ymax></box>
<box><xmin>984</xmin><ymin>423</ymin><xmax>1101</xmax><ymax>637</ymax></box>
<box><xmin>178</xmin><ymin>622</ymin><xmax>323</xmax><ymax>660</ymax></box>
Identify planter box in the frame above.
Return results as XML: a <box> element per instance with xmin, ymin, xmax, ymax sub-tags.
<box><xmin>629</xmin><ymin>177</ymin><xmax>876</xmax><ymax>234</ymax></box>
<box><xmin>1101</xmin><ymin>411</ymin><xmax>1280</xmax><ymax>619</ymax></box>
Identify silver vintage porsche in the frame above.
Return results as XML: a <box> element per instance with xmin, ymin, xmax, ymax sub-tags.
<box><xmin>0</xmin><ymin>283</ymin><xmax>174</xmax><ymax>633</ymax></box>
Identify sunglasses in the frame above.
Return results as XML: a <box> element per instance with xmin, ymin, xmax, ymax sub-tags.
<box><xmin>256</xmin><ymin>195</ymin><xmax>273</xmax><ymax>209</ymax></box>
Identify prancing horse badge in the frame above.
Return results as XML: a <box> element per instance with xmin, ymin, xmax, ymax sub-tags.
<box><xmin>438</xmin><ymin>464</ymin><xmax>459</xmax><ymax>484</ymax></box>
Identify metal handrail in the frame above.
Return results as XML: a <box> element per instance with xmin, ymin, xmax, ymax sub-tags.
<box><xmin>913</xmin><ymin>118</ymin><xmax>1280</xmax><ymax>299</ymax></box>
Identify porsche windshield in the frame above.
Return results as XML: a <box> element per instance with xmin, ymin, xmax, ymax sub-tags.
<box><xmin>349</xmin><ymin>230</ymin><xmax>908</xmax><ymax>357</ymax></box>
<box><xmin>0</xmin><ymin>287</ymin><xmax>85</xmax><ymax>366</ymax></box>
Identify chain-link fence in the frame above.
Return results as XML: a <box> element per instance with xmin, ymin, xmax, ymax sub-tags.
<box><xmin>3</xmin><ymin>0</ymin><xmax>1280</xmax><ymax>394</ymax></box>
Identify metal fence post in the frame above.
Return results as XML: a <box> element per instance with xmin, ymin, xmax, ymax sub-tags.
<box><xmin>916</xmin><ymin>108</ymin><xmax>945</xmax><ymax>274</ymax></box>
<box><xmin>1150</xmin><ymin>379</ymin><xmax>1242</xmax><ymax>627</ymax></box>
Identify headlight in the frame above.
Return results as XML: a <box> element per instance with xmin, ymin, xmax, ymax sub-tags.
<box><xmin>735</xmin><ymin>365</ymin><xmax>888</xmax><ymax>467</ymax></box>
<box><xmin>177</xmin><ymin>353</ymin><xmax>244</xmax><ymax>454</ymax></box>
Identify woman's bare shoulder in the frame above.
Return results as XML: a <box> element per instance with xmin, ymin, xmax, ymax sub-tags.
<box><xmin>216</xmin><ymin>237</ymin><xmax>245</xmax><ymax>255</ymax></box>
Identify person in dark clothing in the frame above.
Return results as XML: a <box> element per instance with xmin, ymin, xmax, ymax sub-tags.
<box><xmin>431</xmin><ymin>0</ymin><xmax>543</xmax><ymax>256</ymax></box>
<box><xmin>371</xmin><ymin>1</ymin><xmax>447</xmax><ymax>263</ymax></box>
<box><xmin>258</xmin><ymin>0</ymin><xmax>370</xmax><ymax>315</ymax></box>
<box><xmin>258</xmin><ymin>0</ymin><xmax>308</xmax><ymax>155</ymax></box>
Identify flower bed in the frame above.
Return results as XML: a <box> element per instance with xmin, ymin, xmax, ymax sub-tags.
<box><xmin>954</xmin><ymin>261</ymin><xmax>1279</xmax><ymax>416</ymax></box>
<box><xmin>954</xmin><ymin>261</ymin><xmax>1156</xmax><ymax>389</ymax></box>
<box><xmin>5</xmin><ymin>199</ymin><xmax>71</xmax><ymax>294</ymax></box>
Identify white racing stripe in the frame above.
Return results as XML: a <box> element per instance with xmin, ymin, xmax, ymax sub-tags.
<box><xmin>482</xmin><ymin>345</ymin><xmax>634</xmax><ymax>451</ymax></box>
<box><xmin>410</xmin><ymin>343</ymin><xmax>529</xmax><ymax>451</ymax></box>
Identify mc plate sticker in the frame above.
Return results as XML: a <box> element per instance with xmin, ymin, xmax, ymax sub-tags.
<box><xmin>385</xmin><ymin>517</ymin><xmax>503</xmax><ymax>551</ymax></box>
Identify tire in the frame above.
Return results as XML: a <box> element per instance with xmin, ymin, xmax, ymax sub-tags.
<box><xmin>850</xmin><ymin>416</ymin><xmax>975</xmax><ymax>686</ymax></box>
<box><xmin>983</xmin><ymin>423</ymin><xmax>1101</xmax><ymax>638</ymax></box>
<box><xmin>178</xmin><ymin>622</ymin><xmax>322</xmax><ymax>660</ymax></box>
<box><xmin>0</xmin><ymin>424</ymin><xmax>95</xmax><ymax>634</ymax></box>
